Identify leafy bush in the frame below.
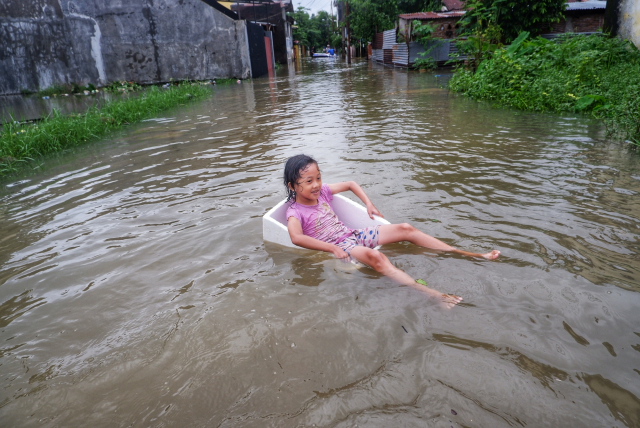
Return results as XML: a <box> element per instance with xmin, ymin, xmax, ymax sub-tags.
<box><xmin>449</xmin><ymin>33</ymin><xmax>640</xmax><ymax>145</ymax></box>
<box><xmin>104</xmin><ymin>80</ymin><xmax>142</xmax><ymax>93</ymax></box>
<box><xmin>411</xmin><ymin>20</ymin><xmax>442</xmax><ymax>70</ymax></box>
<box><xmin>414</xmin><ymin>56</ymin><xmax>437</xmax><ymax>70</ymax></box>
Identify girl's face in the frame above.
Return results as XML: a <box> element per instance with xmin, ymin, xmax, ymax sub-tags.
<box><xmin>291</xmin><ymin>163</ymin><xmax>321</xmax><ymax>205</ymax></box>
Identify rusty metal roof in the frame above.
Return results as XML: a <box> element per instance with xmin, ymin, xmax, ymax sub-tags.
<box><xmin>399</xmin><ymin>11</ymin><xmax>465</xmax><ymax>20</ymax></box>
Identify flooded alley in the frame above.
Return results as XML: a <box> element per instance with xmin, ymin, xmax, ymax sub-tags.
<box><xmin>1</xmin><ymin>59</ymin><xmax>639</xmax><ymax>427</ymax></box>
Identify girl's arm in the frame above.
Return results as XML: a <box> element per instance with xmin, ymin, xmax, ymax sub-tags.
<box><xmin>328</xmin><ymin>181</ymin><xmax>383</xmax><ymax>219</ymax></box>
<box><xmin>287</xmin><ymin>217</ymin><xmax>349</xmax><ymax>259</ymax></box>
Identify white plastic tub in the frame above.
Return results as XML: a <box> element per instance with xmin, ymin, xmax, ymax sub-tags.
<box><xmin>263</xmin><ymin>194</ymin><xmax>390</xmax><ymax>249</ymax></box>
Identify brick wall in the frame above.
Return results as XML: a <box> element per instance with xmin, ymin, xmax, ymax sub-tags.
<box><xmin>429</xmin><ymin>18</ymin><xmax>461</xmax><ymax>39</ymax></box>
<box><xmin>540</xmin><ymin>12</ymin><xmax>604</xmax><ymax>35</ymax></box>
<box><xmin>571</xmin><ymin>12</ymin><xmax>604</xmax><ymax>32</ymax></box>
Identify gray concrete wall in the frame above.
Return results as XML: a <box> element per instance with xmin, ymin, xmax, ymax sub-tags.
<box><xmin>0</xmin><ymin>0</ymin><xmax>251</xmax><ymax>95</ymax></box>
<box><xmin>619</xmin><ymin>0</ymin><xmax>640</xmax><ymax>48</ymax></box>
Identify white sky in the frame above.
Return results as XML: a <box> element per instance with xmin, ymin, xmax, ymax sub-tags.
<box><xmin>295</xmin><ymin>0</ymin><xmax>335</xmax><ymax>16</ymax></box>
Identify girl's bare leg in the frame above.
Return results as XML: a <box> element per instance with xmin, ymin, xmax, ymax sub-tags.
<box><xmin>349</xmin><ymin>246</ymin><xmax>462</xmax><ymax>308</ymax></box>
<box><xmin>378</xmin><ymin>223</ymin><xmax>500</xmax><ymax>260</ymax></box>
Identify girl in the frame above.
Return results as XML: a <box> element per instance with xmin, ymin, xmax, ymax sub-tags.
<box><xmin>284</xmin><ymin>154</ymin><xmax>500</xmax><ymax>306</ymax></box>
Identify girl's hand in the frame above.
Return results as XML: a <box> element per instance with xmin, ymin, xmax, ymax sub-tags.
<box><xmin>367</xmin><ymin>204</ymin><xmax>383</xmax><ymax>219</ymax></box>
<box><xmin>331</xmin><ymin>246</ymin><xmax>350</xmax><ymax>260</ymax></box>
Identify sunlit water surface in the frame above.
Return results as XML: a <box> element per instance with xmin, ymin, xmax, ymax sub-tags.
<box><xmin>1</xmin><ymin>59</ymin><xmax>639</xmax><ymax>428</ymax></box>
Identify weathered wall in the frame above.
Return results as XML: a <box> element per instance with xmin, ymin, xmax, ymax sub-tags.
<box><xmin>547</xmin><ymin>12</ymin><xmax>605</xmax><ymax>34</ymax></box>
<box><xmin>0</xmin><ymin>0</ymin><xmax>251</xmax><ymax>95</ymax></box>
<box><xmin>619</xmin><ymin>0</ymin><xmax>640</xmax><ymax>48</ymax></box>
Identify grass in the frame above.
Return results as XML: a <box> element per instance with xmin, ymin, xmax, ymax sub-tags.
<box><xmin>449</xmin><ymin>33</ymin><xmax>640</xmax><ymax>147</ymax></box>
<box><xmin>0</xmin><ymin>81</ymin><xmax>213</xmax><ymax>177</ymax></box>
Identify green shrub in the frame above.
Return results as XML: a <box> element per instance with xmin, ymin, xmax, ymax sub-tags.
<box><xmin>104</xmin><ymin>80</ymin><xmax>143</xmax><ymax>93</ymax></box>
<box><xmin>414</xmin><ymin>56</ymin><xmax>437</xmax><ymax>70</ymax></box>
<box><xmin>449</xmin><ymin>33</ymin><xmax>640</xmax><ymax>145</ymax></box>
<box><xmin>412</xmin><ymin>20</ymin><xmax>443</xmax><ymax>70</ymax></box>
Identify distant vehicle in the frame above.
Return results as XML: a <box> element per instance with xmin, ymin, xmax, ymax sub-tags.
<box><xmin>312</xmin><ymin>52</ymin><xmax>333</xmax><ymax>58</ymax></box>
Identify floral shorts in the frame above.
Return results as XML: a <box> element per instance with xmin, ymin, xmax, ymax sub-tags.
<box><xmin>335</xmin><ymin>226</ymin><xmax>381</xmax><ymax>255</ymax></box>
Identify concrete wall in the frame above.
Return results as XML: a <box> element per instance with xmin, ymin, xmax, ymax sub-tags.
<box><xmin>0</xmin><ymin>0</ymin><xmax>251</xmax><ymax>95</ymax></box>
<box><xmin>619</xmin><ymin>0</ymin><xmax>640</xmax><ymax>48</ymax></box>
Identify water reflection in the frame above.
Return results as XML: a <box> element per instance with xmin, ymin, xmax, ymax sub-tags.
<box><xmin>0</xmin><ymin>92</ymin><xmax>121</xmax><ymax>123</ymax></box>
<box><xmin>0</xmin><ymin>59</ymin><xmax>639</xmax><ymax>427</ymax></box>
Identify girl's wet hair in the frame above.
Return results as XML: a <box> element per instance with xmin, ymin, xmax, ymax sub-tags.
<box><xmin>284</xmin><ymin>154</ymin><xmax>318</xmax><ymax>202</ymax></box>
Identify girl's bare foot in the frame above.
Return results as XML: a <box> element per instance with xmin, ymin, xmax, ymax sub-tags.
<box><xmin>441</xmin><ymin>294</ymin><xmax>463</xmax><ymax>309</ymax></box>
<box><xmin>482</xmin><ymin>250</ymin><xmax>501</xmax><ymax>260</ymax></box>
<box><xmin>415</xmin><ymin>279</ymin><xmax>463</xmax><ymax>308</ymax></box>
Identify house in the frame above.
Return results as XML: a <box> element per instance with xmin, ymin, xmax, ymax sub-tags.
<box><xmin>379</xmin><ymin>10</ymin><xmax>465</xmax><ymax>68</ymax></box>
<box><xmin>229</xmin><ymin>0</ymin><xmax>295</xmax><ymax>63</ymax></box>
<box><xmin>398</xmin><ymin>11</ymin><xmax>465</xmax><ymax>42</ymax></box>
<box><xmin>541</xmin><ymin>1</ymin><xmax>607</xmax><ymax>37</ymax></box>
<box><xmin>383</xmin><ymin>0</ymin><xmax>607</xmax><ymax>69</ymax></box>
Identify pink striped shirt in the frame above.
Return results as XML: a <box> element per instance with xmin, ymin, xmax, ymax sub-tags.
<box><xmin>286</xmin><ymin>184</ymin><xmax>353</xmax><ymax>244</ymax></box>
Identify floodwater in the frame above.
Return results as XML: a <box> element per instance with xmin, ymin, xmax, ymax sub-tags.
<box><xmin>0</xmin><ymin>91</ymin><xmax>118</xmax><ymax>124</ymax></box>
<box><xmin>1</xmin><ymin>59</ymin><xmax>639</xmax><ymax>428</ymax></box>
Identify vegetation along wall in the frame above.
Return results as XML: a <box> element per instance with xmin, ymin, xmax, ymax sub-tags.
<box><xmin>0</xmin><ymin>0</ymin><xmax>252</xmax><ymax>95</ymax></box>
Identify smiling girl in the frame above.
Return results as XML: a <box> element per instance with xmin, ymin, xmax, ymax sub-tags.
<box><xmin>284</xmin><ymin>154</ymin><xmax>500</xmax><ymax>306</ymax></box>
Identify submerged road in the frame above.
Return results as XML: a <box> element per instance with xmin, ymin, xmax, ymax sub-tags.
<box><xmin>1</xmin><ymin>59</ymin><xmax>639</xmax><ymax>427</ymax></box>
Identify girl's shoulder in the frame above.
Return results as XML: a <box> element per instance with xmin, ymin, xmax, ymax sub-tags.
<box><xmin>320</xmin><ymin>184</ymin><xmax>333</xmax><ymax>201</ymax></box>
<box><xmin>285</xmin><ymin>200</ymin><xmax>310</xmax><ymax>218</ymax></box>
<box><xmin>285</xmin><ymin>199</ymin><xmax>299</xmax><ymax>214</ymax></box>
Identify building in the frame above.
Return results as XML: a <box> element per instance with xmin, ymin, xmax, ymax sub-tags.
<box><xmin>0</xmin><ymin>0</ymin><xmax>257</xmax><ymax>95</ymax></box>
<box><xmin>541</xmin><ymin>1</ymin><xmax>607</xmax><ymax>36</ymax></box>
<box><xmin>388</xmin><ymin>0</ymin><xmax>607</xmax><ymax>68</ymax></box>
<box><xmin>229</xmin><ymin>0</ymin><xmax>295</xmax><ymax>63</ymax></box>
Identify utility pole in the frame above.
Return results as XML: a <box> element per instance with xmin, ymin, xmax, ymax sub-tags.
<box><xmin>346</xmin><ymin>0</ymin><xmax>351</xmax><ymax>64</ymax></box>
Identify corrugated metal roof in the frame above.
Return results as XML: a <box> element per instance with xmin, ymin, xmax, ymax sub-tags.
<box><xmin>372</xmin><ymin>49</ymin><xmax>383</xmax><ymax>63</ymax></box>
<box><xmin>392</xmin><ymin>43</ymin><xmax>408</xmax><ymax>66</ymax></box>
<box><xmin>372</xmin><ymin>32</ymin><xmax>384</xmax><ymax>50</ymax></box>
<box><xmin>566</xmin><ymin>1</ymin><xmax>606</xmax><ymax>11</ymax></box>
<box><xmin>382</xmin><ymin>29</ymin><xmax>396</xmax><ymax>49</ymax></box>
<box><xmin>383</xmin><ymin>49</ymin><xmax>393</xmax><ymax>64</ymax></box>
<box><xmin>399</xmin><ymin>11</ymin><xmax>465</xmax><ymax>20</ymax></box>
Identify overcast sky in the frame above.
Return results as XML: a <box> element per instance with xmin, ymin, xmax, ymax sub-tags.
<box><xmin>295</xmin><ymin>0</ymin><xmax>335</xmax><ymax>16</ymax></box>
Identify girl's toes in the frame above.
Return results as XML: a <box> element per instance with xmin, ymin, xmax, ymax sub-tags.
<box><xmin>484</xmin><ymin>250</ymin><xmax>500</xmax><ymax>260</ymax></box>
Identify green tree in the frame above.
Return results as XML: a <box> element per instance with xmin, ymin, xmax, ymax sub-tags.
<box><xmin>456</xmin><ymin>0</ymin><xmax>503</xmax><ymax>71</ymax></box>
<box><xmin>398</xmin><ymin>0</ymin><xmax>443</xmax><ymax>14</ymax></box>
<box><xmin>291</xmin><ymin>7</ymin><xmax>312</xmax><ymax>47</ymax></box>
<box><xmin>337</xmin><ymin>0</ymin><xmax>442</xmax><ymax>43</ymax></box>
<box><xmin>412</xmin><ymin>20</ymin><xmax>440</xmax><ymax>70</ymax></box>
<box><xmin>341</xmin><ymin>0</ymin><xmax>398</xmax><ymax>42</ymax></box>
<box><xmin>291</xmin><ymin>8</ymin><xmax>337</xmax><ymax>52</ymax></box>
<box><xmin>463</xmin><ymin>0</ymin><xmax>566</xmax><ymax>43</ymax></box>
<box><xmin>310</xmin><ymin>10</ymin><xmax>333</xmax><ymax>49</ymax></box>
<box><xmin>455</xmin><ymin>0</ymin><xmax>565</xmax><ymax>71</ymax></box>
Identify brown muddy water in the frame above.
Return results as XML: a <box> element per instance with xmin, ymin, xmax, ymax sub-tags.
<box><xmin>1</xmin><ymin>59</ymin><xmax>639</xmax><ymax>428</ymax></box>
